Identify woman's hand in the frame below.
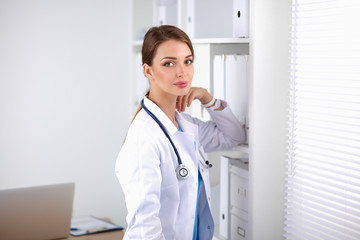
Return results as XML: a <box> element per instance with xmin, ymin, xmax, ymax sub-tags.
<box><xmin>176</xmin><ymin>87</ymin><xmax>213</xmax><ymax>112</ymax></box>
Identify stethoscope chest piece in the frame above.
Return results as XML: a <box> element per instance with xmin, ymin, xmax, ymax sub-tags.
<box><xmin>176</xmin><ymin>164</ymin><xmax>190</xmax><ymax>180</ymax></box>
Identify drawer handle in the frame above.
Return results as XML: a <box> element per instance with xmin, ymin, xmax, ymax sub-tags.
<box><xmin>237</xmin><ymin>226</ymin><xmax>246</xmax><ymax>237</ymax></box>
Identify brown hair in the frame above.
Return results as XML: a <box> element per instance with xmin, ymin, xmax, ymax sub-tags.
<box><xmin>142</xmin><ymin>25</ymin><xmax>194</xmax><ymax>66</ymax></box>
<box><xmin>130</xmin><ymin>25</ymin><xmax>194</xmax><ymax>124</ymax></box>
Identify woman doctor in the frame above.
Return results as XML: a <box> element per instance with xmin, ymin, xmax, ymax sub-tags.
<box><xmin>115</xmin><ymin>25</ymin><xmax>245</xmax><ymax>240</ymax></box>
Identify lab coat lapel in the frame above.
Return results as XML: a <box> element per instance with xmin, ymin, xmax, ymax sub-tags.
<box><xmin>175</xmin><ymin>112</ymin><xmax>199</xmax><ymax>141</ymax></box>
<box><xmin>143</xmin><ymin>97</ymin><xmax>178</xmax><ymax>136</ymax></box>
<box><xmin>175</xmin><ymin>112</ymin><xmax>199</xmax><ymax>167</ymax></box>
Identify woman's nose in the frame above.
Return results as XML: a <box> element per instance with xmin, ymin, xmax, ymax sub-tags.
<box><xmin>176</xmin><ymin>64</ymin><xmax>185</xmax><ymax>78</ymax></box>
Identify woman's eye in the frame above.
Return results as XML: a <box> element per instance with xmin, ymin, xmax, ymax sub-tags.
<box><xmin>164</xmin><ymin>62</ymin><xmax>174</xmax><ymax>67</ymax></box>
<box><xmin>185</xmin><ymin>59</ymin><xmax>193</xmax><ymax>65</ymax></box>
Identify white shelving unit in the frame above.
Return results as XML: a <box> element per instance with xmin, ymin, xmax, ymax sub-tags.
<box><xmin>219</xmin><ymin>155</ymin><xmax>249</xmax><ymax>240</ymax></box>
<box><xmin>130</xmin><ymin>1</ymin><xmax>251</xmax><ymax>239</ymax></box>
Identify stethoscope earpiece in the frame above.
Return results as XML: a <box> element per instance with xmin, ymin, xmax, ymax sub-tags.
<box><xmin>205</xmin><ymin>161</ymin><xmax>213</xmax><ymax>168</ymax></box>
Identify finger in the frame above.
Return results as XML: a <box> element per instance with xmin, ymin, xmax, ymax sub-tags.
<box><xmin>176</xmin><ymin>96</ymin><xmax>183</xmax><ymax>111</ymax></box>
<box><xmin>188</xmin><ymin>87</ymin><xmax>203</xmax><ymax>107</ymax></box>
<box><xmin>178</xmin><ymin>96</ymin><xmax>187</xmax><ymax>112</ymax></box>
<box><xmin>181</xmin><ymin>92</ymin><xmax>189</xmax><ymax>112</ymax></box>
<box><xmin>187</xmin><ymin>89</ymin><xmax>197</xmax><ymax>107</ymax></box>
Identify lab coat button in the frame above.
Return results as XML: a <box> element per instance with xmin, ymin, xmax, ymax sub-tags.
<box><xmin>208</xmin><ymin>197</ymin><xmax>210</xmax><ymax>201</ymax></box>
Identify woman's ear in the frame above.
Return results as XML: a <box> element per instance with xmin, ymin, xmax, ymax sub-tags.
<box><xmin>143</xmin><ymin>64</ymin><xmax>153</xmax><ymax>80</ymax></box>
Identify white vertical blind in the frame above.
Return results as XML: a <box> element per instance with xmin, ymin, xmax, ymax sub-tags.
<box><xmin>285</xmin><ymin>0</ymin><xmax>360</xmax><ymax>239</ymax></box>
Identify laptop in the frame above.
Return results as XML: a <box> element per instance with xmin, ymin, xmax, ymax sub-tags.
<box><xmin>0</xmin><ymin>182</ymin><xmax>75</xmax><ymax>240</ymax></box>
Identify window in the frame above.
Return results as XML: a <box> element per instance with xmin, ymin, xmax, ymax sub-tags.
<box><xmin>285</xmin><ymin>0</ymin><xmax>360</xmax><ymax>239</ymax></box>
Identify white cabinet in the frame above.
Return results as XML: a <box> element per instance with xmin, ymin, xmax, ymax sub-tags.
<box><xmin>131</xmin><ymin>0</ymin><xmax>249</xmax><ymax>41</ymax></box>
<box><xmin>219</xmin><ymin>155</ymin><xmax>249</xmax><ymax>240</ymax></box>
<box><xmin>229</xmin><ymin>161</ymin><xmax>249</xmax><ymax>240</ymax></box>
<box><xmin>230</xmin><ymin>164</ymin><xmax>249</xmax><ymax>212</ymax></box>
<box><xmin>231</xmin><ymin>213</ymin><xmax>249</xmax><ymax>240</ymax></box>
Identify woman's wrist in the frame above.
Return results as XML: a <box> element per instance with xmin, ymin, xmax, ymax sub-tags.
<box><xmin>202</xmin><ymin>97</ymin><xmax>215</xmax><ymax>108</ymax></box>
<box><xmin>199</xmin><ymin>90</ymin><xmax>213</xmax><ymax>106</ymax></box>
<box><xmin>208</xmin><ymin>99</ymin><xmax>222</xmax><ymax>110</ymax></box>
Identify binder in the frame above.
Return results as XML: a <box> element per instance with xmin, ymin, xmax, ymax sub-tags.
<box><xmin>213</xmin><ymin>54</ymin><xmax>248</xmax><ymax>137</ymax></box>
<box><xmin>233</xmin><ymin>0</ymin><xmax>249</xmax><ymax>37</ymax></box>
<box><xmin>158</xmin><ymin>5</ymin><xmax>166</xmax><ymax>25</ymax></box>
<box><xmin>185</xmin><ymin>0</ymin><xmax>195</xmax><ymax>38</ymax></box>
<box><xmin>157</xmin><ymin>0</ymin><xmax>177</xmax><ymax>26</ymax></box>
<box><xmin>213</xmin><ymin>55</ymin><xmax>225</xmax><ymax>100</ymax></box>
<box><xmin>224</xmin><ymin>54</ymin><xmax>248</xmax><ymax>126</ymax></box>
<box><xmin>190</xmin><ymin>45</ymin><xmax>211</xmax><ymax>121</ymax></box>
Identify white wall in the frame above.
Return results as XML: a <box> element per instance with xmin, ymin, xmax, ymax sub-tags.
<box><xmin>249</xmin><ymin>0</ymin><xmax>290</xmax><ymax>239</ymax></box>
<box><xmin>0</xmin><ymin>0</ymin><xmax>131</xmax><ymax>227</ymax></box>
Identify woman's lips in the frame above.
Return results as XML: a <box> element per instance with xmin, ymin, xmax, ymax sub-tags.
<box><xmin>174</xmin><ymin>81</ymin><xmax>188</xmax><ymax>88</ymax></box>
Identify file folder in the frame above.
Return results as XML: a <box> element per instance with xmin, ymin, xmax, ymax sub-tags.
<box><xmin>70</xmin><ymin>216</ymin><xmax>123</xmax><ymax>236</ymax></box>
<box><xmin>224</xmin><ymin>54</ymin><xmax>248</xmax><ymax>125</ymax></box>
<box><xmin>185</xmin><ymin>0</ymin><xmax>195</xmax><ymax>38</ymax></box>
<box><xmin>233</xmin><ymin>0</ymin><xmax>249</xmax><ymax>37</ymax></box>
<box><xmin>158</xmin><ymin>5</ymin><xmax>166</xmax><ymax>25</ymax></box>
<box><xmin>157</xmin><ymin>0</ymin><xmax>177</xmax><ymax>26</ymax></box>
<box><xmin>213</xmin><ymin>55</ymin><xmax>225</xmax><ymax>100</ymax></box>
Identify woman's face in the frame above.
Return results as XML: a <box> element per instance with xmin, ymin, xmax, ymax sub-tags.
<box><xmin>144</xmin><ymin>39</ymin><xmax>194</xmax><ymax>99</ymax></box>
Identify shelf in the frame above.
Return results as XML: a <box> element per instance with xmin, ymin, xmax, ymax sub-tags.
<box><xmin>233</xmin><ymin>144</ymin><xmax>249</xmax><ymax>154</ymax></box>
<box><xmin>215</xmin><ymin>145</ymin><xmax>249</xmax><ymax>162</ymax></box>
<box><xmin>132</xmin><ymin>38</ymin><xmax>250</xmax><ymax>47</ymax></box>
<box><xmin>191</xmin><ymin>38</ymin><xmax>250</xmax><ymax>44</ymax></box>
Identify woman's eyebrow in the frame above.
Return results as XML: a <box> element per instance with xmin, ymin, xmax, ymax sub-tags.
<box><xmin>161</xmin><ymin>56</ymin><xmax>176</xmax><ymax>61</ymax></box>
<box><xmin>160</xmin><ymin>54</ymin><xmax>193</xmax><ymax>61</ymax></box>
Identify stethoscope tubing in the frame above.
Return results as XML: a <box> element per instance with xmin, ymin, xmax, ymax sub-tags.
<box><xmin>140</xmin><ymin>99</ymin><xmax>183</xmax><ymax>166</ymax></box>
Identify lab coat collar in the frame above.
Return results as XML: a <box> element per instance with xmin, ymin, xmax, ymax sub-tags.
<box><xmin>143</xmin><ymin>97</ymin><xmax>178</xmax><ymax>136</ymax></box>
<box><xmin>175</xmin><ymin>112</ymin><xmax>198</xmax><ymax>138</ymax></box>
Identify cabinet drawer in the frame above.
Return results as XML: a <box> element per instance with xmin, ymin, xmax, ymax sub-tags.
<box><xmin>230</xmin><ymin>165</ymin><xmax>249</xmax><ymax>211</ymax></box>
<box><xmin>231</xmin><ymin>213</ymin><xmax>248</xmax><ymax>240</ymax></box>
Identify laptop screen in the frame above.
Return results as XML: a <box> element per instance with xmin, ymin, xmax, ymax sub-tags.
<box><xmin>0</xmin><ymin>182</ymin><xmax>75</xmax><ymax>240</ymax></box>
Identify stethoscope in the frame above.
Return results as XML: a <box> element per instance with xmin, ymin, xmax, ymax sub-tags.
<box><xmin>141</xmin><ymin>99</ymin><xmax>190</xmax><ymax>180</ymax></box>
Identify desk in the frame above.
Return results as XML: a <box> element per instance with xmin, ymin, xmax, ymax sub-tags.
<box><xmin>63</xmin><ymin>218</ymin><xmax>124</xmax><ymax>240</ymax></box>
<box><xmin>65</xmin><ymin>230</ymin><xmax>124</xmax><ymax>240</ymax></box>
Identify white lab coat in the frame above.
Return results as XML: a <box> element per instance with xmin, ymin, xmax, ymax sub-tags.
<box><xmin>115</xmin><ymin>97</ymin><xmax>245</xmax><ymax>240</ymax></box>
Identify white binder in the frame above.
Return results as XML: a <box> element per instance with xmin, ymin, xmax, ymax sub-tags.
<box><xmin>233</xmin><ymin>0</ymin><xmax>249</xmax><ymax>37</ymax></box>
<box><xmin>158</xmin><ymin>5</ymin><xmax>166</xmax><ymax>26</ymax></box>
<box><xmin>213</xmin><ymin>55</ymin><xmax>225</xmax><ymax>100</ymax></box>
<box><xmin>224</xmin><ymin>54</ymin><xmax>248</xmax><ymax>125</ymax></box>
<box><xmin>185</xmin><ymin>0</ymin><xmax>194</xmax><ymax>38</ymax></box>
<box><xmin>157</xmin><ymin>0</ymin><xmax>178</xmax><ymax>26</ymax></box>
